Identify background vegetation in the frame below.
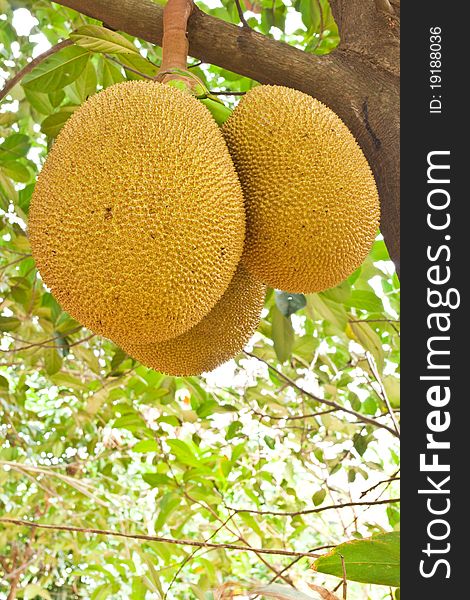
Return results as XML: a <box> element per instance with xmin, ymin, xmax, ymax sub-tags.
<box><xmin>0</xmin><ymin>1</ymin><xmax>400</xmax><ymax>598</ymax></box>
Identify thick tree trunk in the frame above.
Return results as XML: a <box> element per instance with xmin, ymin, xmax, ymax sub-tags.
<box><xmin>56</xmin><ymin>0</ymin><xmax>400</xmax><ymax>274</ymax></box>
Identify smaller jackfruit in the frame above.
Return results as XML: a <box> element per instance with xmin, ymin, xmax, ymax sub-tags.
<box><xmin>223</xmin><ymin>85</ymin><xmax>380</xmax><ymax>293</ymax></box>
<box><xmin>121</xmin><ymin>263</ymin><xmax>266</xmax><ymax>376</ymax></box>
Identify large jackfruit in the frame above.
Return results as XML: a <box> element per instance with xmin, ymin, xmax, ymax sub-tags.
<box><xmin>122</xmin><ymin>263</ymin><xmax>266</xmax><ymax>376</ymax></box>
<box><xmin>29</xmin><ymin>81</ymin><xmax>245</xmax><ymax>343</ymax></box>
<box><xmin>223</xmin><ymin>85</ymin><xmax>380</xmax><ymax>293</ymax></box>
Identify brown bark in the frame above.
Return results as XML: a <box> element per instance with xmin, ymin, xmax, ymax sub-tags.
<box><xmin>6</xmin><ymin>576</ymin><xmax>19</xmax><ymax>600</ymax></box>
<box><xmin>55</xmin><ymin>0</ymin><xmax>400</xmax><ymax>274</ymax></box>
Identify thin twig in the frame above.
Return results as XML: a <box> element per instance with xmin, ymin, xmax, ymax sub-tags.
<box><xmin>366</xmin><ymin>353</ymin><xmax>400</xmax><ymax>437</ymax></box>
<box><xmin>234</xmin><ymin>0</ymin><xmax>250</xmax><ymax>28</ymax></box>
<box><xmin>360</xmin><ymin>473</ymin><xmax>400</xmax><ymax>499</ymax></box>
<box><xmin>1</xmin><ymin>327</ymin><xmax>87</xmax><ymax>353</ymax></box>
<box><xmin>0</xmin><ymin>39</ymin><xmax>73</xmax><ymax>102</ymax></box>
<box><xmin>155</xmin><ymin>437</ymin><xmax>292</xmax><ymax>585</ymax></box>
<box><xmin>340</xmin><ymin>554</ymin><xmax>347</xmax><ymax>600</ymax></box>
<box><xmin>3</xmin><ymin>554</ymin><xmax>37</xmax><ymax>580</ymax></box>
<box><xmin>0</xmin><ymin>255</ymin><xmax>31</xmax><ymax>273</ymax></box>
<box><xmin>164</xmin><ymin>512</ymin><xmax>236</xmax><ymax>599</ymax></box>
<box><xmin>243</xmin><ymin>351</ymin><xmax>399</xmax><ymax>437</ymax></box>
<box><xmin>0</xmin><ymin>518</ymin><xmax>324</xmax><ymax>558</ymax></box>
<box><xmin>267</xmin><ymin>544</ymin><xmax>336</xmax><ymax>585</ymax></box>
<box><xmin>225</xmin><ymin>497</ymin><xmax>400</xmax><ymax>517</ymax></box>
<box><xmin>348</xmin><ymin>319</ymin><xmax>399</xmax><ymax>324</ymax></box>
<box><xmin>105</xmin><ymin>54</ymin><xmax>155</xmax><ymax>80</ymax></box>
<box><xmin>251</xmin><ymin>408</ymin><xmax>338</xmax><ymax>422</ymax></box>
<box><xmin>309</xmin><ymin>0</ymin><xmax>325</xmax><ymax>52</ymax></box>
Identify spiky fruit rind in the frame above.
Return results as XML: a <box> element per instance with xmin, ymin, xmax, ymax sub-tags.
<box><xmin>29</xmin><ymin>81</ymin><xmax>245</xmax><ymax>343</ymax></box>
<box><xmin>223</xmin><ymin>85</ymin><xmax>380</xmax><ymax>293</ymax></box>
<box><xmin>122</xmin><ymin>263</ymin><xmax>266</xmax><ymax>376</ymax></box>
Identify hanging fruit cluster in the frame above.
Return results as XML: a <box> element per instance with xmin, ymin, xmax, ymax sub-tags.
<box><xmin>28</xmin><ymin>0</ymin><xmax>380</xmax><ymax>376</ymax></box>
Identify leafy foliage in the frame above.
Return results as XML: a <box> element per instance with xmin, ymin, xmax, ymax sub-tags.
<box><xmin>0</xmin><ymin>1</ymin><xmax>399</xmax><ymax>598</ymax></box>
<box><xmin>313</xmin><ymin>532</ymin><xmax>400</xmax><ymax>587</ymax></box>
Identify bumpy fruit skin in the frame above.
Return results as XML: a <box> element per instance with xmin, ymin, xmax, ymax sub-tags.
<box><xmin>122</xmin><ymin>263</ymin><xmax>266</xmax><ymax>376</ymax></box>
<box><xmin>29</xmin><ymin>81</ymin><xmax>245</xmax><ymax>343</ymax></box>
<box><xmin>223</xmin><ymin>85</ymin><xmax>380</xmax><ymax>293</ymax></box>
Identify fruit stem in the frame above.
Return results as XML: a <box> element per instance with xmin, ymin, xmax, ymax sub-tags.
<box><xmin>157</xmin><ymin>0</ymin><xmax>193</xmax><ymax>84</ymax></box>
<box><xmin>154</xmin><ymin>0</ymin><xmax>233</xmax><ymax>125</ymax></box>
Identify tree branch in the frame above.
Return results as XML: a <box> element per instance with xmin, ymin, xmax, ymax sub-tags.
<box><xmin>234</xmin><ymin>0</ymin><xmax>250</xmax><ymax>28</ymax></box>
<box><xmin>366</xmin><ymin>353</ymin><xmax>400</xmax><ymax>437</ymax></box>
<box><xmin>0</xmin><ymin>518</ymin><xmax>327</xmax><ymax>559</ymax></box>
<box><xmin>0</xmin><ymin>39</ymin><xmax>73</xmax><ymax>102</ymax></box>
<box><xmin>251</xmin><ymin>407</ymin><xmax>338</xmax><ymax>422</ymax></box>
<box><xmin>329</xmin><ymin>0</ymin><xmax>399</xmax><ymax>69</ymax></box>
<box><xmin>244</xmin><ymin>351</ymin><xmax>399</xmax><ymax>438</ymax></box>
<box><xmin>225</xmin><ymin>497</ymin><xmax>400</xmax><ymax>517</ymax></box>
<box><xmin>53</xmin><ymin>0</ymin><xmax>400</xmax><ymax>274</ymax></box>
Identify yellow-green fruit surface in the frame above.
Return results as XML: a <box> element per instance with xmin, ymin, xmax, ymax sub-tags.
<box><xmin>122</xmin><ymin>263</ymin><xmax>266</xmax><ymax>376</ymax></box>
<box><xmin>29</xmin><ymin>81</ymin><xmax>245</xmax><ymax>343</ymax></box>
<box><xmin>223</xmin><ymin>85</ymin><xmax>380</xmax><ymax>293</ymax></box>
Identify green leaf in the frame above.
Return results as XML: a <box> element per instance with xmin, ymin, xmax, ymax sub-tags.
<box><xmin>17</xmin><ymin>183</ymin><xmax>35</xmax><ymax>215</ymax></box>
<box><xmin>55</xmin><ymin>311</ymin><xmax>80</xmax><ymax>333</ymax></box>
<box><xmin>383</xmin><ymin>375</ymin><xmax>400</xmax><ymax>408</ymax></box>
<box><xmin>119</xmin><ymin>53</ymin><xmax>159</xmax><ymax>77</ymax></box>
<box><xmin>100</xmin><ymin>57</ymin><xmax>125</xmax><ymax>88</ymax></box>
<box><xmin>24</xmin><ymin>89</ymin><xmax>55</xmax><ymax>115</ymax></box>
<box><xmin>131</xmin><ymin>577</ymin><xmax>148</xmax><ymax>600</ymax></box>
<box><xmin>49</xmin><ymin>89</ymin><xmax>65</xmax><ymax>107</ymax></box>
<box><xmin>363</xmin><ymin>397</ymin><xmax>378</xmax><ymax>415</ymax></box>
<box><xmin>110</xmin><ymin>346</ymin><xmax>129</xmax><ymax>371</ymax></box>
<box><xmin>322</xmin><ymin>280</ymin><xmax>351</xmax><ymax>304</ymax></box>
<box><xmin>264</xmin><ymin>435</ymin><xmax>276</xmax><ymax>449</ymax></box>
<box><xmin>90</xmin><ymin>583</ymin><xmax>113</xmax><ymax>600</ymax></box>
<box><xmin>271</xmin><ymin>305</ymin><xmax>294</xmax><ymax>363</ymax></box>
<box><xmin>371</xmin><ymin>239</ymin><xmax>391</xmax><ymax>262</ymax></box>
<box><xmin>1</xmin><ymin>161</ymin><xmax>30</xmax><ymax>183</ymax></box>
<box><xmin>345</xmin><ymin>290</ymin><xmax>384</xmax><ymax>314</ymax></box>
<box><xmin>313</xmin><ymin>531</ymin><xmax>400</xmax><ymax>587</ymax></box>
<box><xmin>166</xmin><ymin>439</ymin><xmax>201</xmax><ymax>468</ymax></box>
<box><xmin>275</xmin><ymin>290</ymin><xmax>306</xmax><ymax>317</ymax></box>
<box><xmin>0</xmin><ymin>112</ymin><xmax>16</xmax><ymax>127</ymax></box>
<box><xmin>23</xmin><ymin>584</ymin><xmax>52</xmax><ymax>600</ymax></box>
<box><xmin>0</xmin><ymin>316</ymin><xmax>21</xmax><ymax>332</ymax></box>
<box><xmin>71</xmin><ymin>25</ymin><xmax>139</xmax><ymax>55</ymax></box>
<box><xmin>0</xmin><ymin>374</ymin><xmax>9</xmax><ymax>390</ymax></box>
<box><xmin>312</xmin><ymin>489</ymin><xmax>326</xmax><ymax>506</ymax></box>
<box><xmin>142</xmin><ymin>473</ymin><xmax>173</xmax><ymax>487</ymax></box>
<box><xmin>349</xmin><ymin>321</ymin><xmax>385</xmax><ymax>372</ymax></box>
<box><xmin>307</xmin><ymin>294</ymin><xmax>348</xmax><ymax>333</ymax></box>
<box><xmin>133</xmin><ymin>439</ymin><xmax>158</xmax><ymax>453</ymax></box>
<box><xmin>296</xmin><ymin>0</ymin><xmax>321</xmax><ymax>31</ymax></box>
<box><xmin>41</xmin><ymin>106</ymin><xmax>77</xmax><ymax>138</ymax></box>
<box><xmin>22</xmin><ymin>45</ymin><xmax>90</xmax><ymax>92</ymax></box>
<box><xmin>154</xmin><ymin>492</ymin><xmax>181</xmax><ymax>531</ymax></box>
<box><xmin>353</xmin><ymin>433</ymin><xmax>369</xmax><ymax>456</ymax></box>
<box><xmin>114</xmin><ymin>412</ymin><xmax>146</xmax><ymax>432</ymax></box>
<box><xmin>44</xmin><ymin>348</ymin><xmax>63</xmax><ymax>375</ymax></box>
<box><xmin>226</xmin><ymin>420</ymin><xmax>243</xmax><ymax>440</ymax></box>
<box><xmin>64</xmin><ymin>60</ymin><xmax>97</xmax><ymax>103</ymax></box>
<box><xmin>0</xmin><ymin>133</ymin><xmax>30</xmax><ymax>162</ymax></box>
<box><xmin>238</xmin><ymin>511</ymin><xmax>264</xmax><ymax>539</ymax></box>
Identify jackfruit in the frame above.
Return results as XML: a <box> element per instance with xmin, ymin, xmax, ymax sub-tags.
<box><xmin>223</xmin><ymin>85</ymin><xmax>380</xmax><ymax>293</ymax></box>
<box><xmin>29</xmin><ymin>81</ymin><xmax>245</xmax><ymax>343</ymax></box>
<box><xmin>121</xmin><ymin>263</ymin><xmax>266</xmax><ymax>376</ymax></box>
